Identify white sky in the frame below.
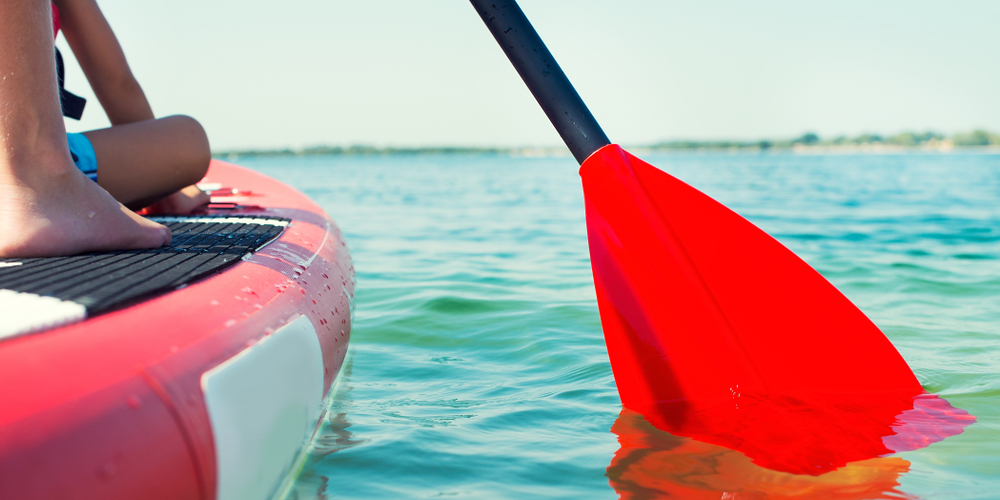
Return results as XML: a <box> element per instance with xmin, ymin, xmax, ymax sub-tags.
<box><xmin>59</xmin><ymin>0</ymin><xmax>1000</xmax><ymax>151</ymax></box>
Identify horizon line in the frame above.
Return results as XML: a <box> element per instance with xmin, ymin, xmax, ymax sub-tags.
<box><xmin>213</xmin><ymin>129</ymin><xmax>1000</xmax><ymax>157</ymax></box>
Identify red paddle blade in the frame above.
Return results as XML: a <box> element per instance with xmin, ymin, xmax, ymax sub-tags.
<box><xmin>582</xmin><ymin>145</ymin><xmax>973</xmax><ymax>474</ymax></box>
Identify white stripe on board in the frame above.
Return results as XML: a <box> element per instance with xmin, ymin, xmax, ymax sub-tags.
<box><xmin>201</xmin><ymin>315</ymin><xmax>325</xmax><ymax>500</ymax></box>
<box><xmin>148</xmin><ymin>216</ymin><xmax>289</xmax><ymax>227</ymax></box>
<box><xmin>0</xmin><ymin>289</ymin><xmax>87</xmax><ymax>341</ymax></box>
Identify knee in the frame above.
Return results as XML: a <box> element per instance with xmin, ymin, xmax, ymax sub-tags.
<box><xmin>163</xmin><ymin>115</ymin><xmax>211</xmax><ymax>184</ymax></box>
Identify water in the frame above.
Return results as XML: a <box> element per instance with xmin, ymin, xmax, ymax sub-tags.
<box><xmin>234</xmin><ymin>152</ymin><xmax>999</xmax><ymax>499</ymax></box>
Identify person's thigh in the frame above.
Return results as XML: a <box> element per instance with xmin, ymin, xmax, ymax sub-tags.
<box><xmin>83</xmin><ymin>115</ymin><xmax>210</xmax><ymax>207</ymax></box>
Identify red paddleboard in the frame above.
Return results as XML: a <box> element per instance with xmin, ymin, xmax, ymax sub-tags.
<box><xmin>0</xmin><ymin>160</ymin><xmax>354</xmax><ymax>500</ymax></box>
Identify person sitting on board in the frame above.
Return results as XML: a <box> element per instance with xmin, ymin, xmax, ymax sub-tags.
<box><xmin>0</xmin><ymin>0</ymin><xmax>209</xmax><ymax>258</ymax></box>
<box><xmin>51</xmin><ymin>0</ymin><xmax>212</xmax><ymax>215</ymax></box>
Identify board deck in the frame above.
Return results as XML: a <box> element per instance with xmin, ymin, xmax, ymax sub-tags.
<box><xmin>0</xmin><ymin>160</ymin><xmax>354</xmax><ymax>500</ymax></box>
<box><xmin>0</xmin><ymin>216</ymin><xmax>288</xmax><ymax>339</ymax></box>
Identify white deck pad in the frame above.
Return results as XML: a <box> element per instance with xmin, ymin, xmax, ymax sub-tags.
<box><xmin>0</xmin><ymin>289</ymin><xmax>87</xmax><ymax>341</ymax></box>
<box><xmin>202</xmin><ymin>315</ymin><xmax>325</xmax><ymax>500</ymax></box>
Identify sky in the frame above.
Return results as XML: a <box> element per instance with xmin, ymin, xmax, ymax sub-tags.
<box><xmin>59</xmin><ymin>0</ymin><xmax>1000</xmax><ymax>151</ymax></box>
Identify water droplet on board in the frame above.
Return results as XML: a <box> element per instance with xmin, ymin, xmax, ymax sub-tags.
<box><xmin>264</xmin><ymin>327</ymin><xmax>274</xmax><ymax>335</ymax></box>
<box><xmin>210</xmin><ymin>300</ymin><xmax>220</xmax><ymax>306</ymax></box>
<box><xmin>312</xmin><ymin>299</ymin><xmax>317</xmax><ymax>304</ymax></box>
<box><xmin>225</xmin><ymin>319</ymin><xmax>237</xmax><ymax>328</ymax></box>
<box><xmin>99</xmin><ymin>462</ymin><xmax>116</xmax><ymax>481</ymax></box>
<box><xmin>88</xmin><ymin>211</ymin><xmax>95</xmax><ymax>219</ymax></box>
<box><xmin>300</xmin><ymin>289</ymin><xmax>306</xmax><ymax>295</ymax></box>
<box><xmin>126</xmin><ymin>394</ymin><xmax>141</xmax><ymax>409</ymax></box>
<box><xmin>334</xmin><ymin>307</ymin><xmax>339</xmax><ymax>315</ymax></box>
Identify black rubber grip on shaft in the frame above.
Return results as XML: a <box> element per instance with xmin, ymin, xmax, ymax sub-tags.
<box><xmin>470</xmin><ymin>0</ymin><xmax>611</xmax><ymax>164</ymax></box>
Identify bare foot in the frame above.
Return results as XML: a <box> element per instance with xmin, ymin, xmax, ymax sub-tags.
<box><xmin>142</xmin><ymin>185</ymin><xmax>211</xmax><ymax>215</ymax></box>
<box><xmin>0</xmin><ymin>164</ymin><xmax>171</xmax><ymax>258</ymax></box>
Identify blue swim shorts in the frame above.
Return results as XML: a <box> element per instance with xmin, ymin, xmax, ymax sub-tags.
<box><xmin>66</xmin><ymin>132</ymin><xmax>97</xmax><ymax>181</ymax></box>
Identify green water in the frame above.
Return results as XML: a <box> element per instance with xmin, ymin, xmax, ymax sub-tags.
<box><xmin>237</xmin><ymin>152</ymin><xmax>999</xmax><ymax>499</ymax></box>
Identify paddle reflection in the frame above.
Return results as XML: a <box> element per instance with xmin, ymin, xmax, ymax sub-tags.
<box><xmin>607</xmin><ymin>409</ymin><xmax>915</xmax><ymax>500</ymax></box>
<box><xmin>628</xmin><ymin>391</ymin><xmax>975</xmax><ymax>475</ymax></box>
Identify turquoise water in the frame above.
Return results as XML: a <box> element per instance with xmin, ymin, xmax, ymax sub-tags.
<box><xmin>237</xmin><ymin>152</ymin><xmax>999</xmax><ymax>499</ymax></box>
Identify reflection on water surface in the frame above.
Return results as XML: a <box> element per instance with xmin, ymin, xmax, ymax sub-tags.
<box><xmin>608</xmin><ymin>409</ymin><xmax>913</xmax><ymax>500</ymax></box>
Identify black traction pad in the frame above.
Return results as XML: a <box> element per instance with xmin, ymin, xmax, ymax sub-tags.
<box><xmin>0</xmin><ymin>215</ymin><xmax>287</xmax><ymax>316</ymax></box>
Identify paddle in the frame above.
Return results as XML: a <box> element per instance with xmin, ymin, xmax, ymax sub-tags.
<box><xmin>469</xmin><ymin>0</ymin><xmax>973</xmax><ymax>475</ymax></box>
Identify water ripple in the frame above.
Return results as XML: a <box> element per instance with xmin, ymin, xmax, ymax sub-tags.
<box><xmin>244</xmin><ymin>152</ymin><xmax>1000</xmax><ymax>499</ymax></box>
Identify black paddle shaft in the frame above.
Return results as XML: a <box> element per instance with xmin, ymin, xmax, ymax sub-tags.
<box><xmin>469</xmin><ymin>0</ymin><xmax>611</xmax><ymax>164</ymax></box>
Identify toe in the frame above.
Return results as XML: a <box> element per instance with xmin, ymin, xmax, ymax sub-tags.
<box><xmin>161</xmin><ymin>225</ymin><xmax>172</xmax><ymax>246</ymax></box>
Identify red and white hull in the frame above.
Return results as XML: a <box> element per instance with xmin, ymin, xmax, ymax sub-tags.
<box><xmin>0</xmin><ymin>160</ymin><xmax>353</xmax><ymax>500</ymax></box>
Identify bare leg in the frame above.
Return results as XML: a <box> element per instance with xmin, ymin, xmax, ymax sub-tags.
<box><xmin>0</xmin><ymin>0</ymin><xmax>169</xmax><ymax>257</ymax></box>
<box><xmin>84</xmin><ymin>115</ymin><xmax>211</xmax><ymax>209</ymax></box>
<box><xmin>143</xmin><ymin>185</ymin><xmax>211</xmax><ymax>215</ymax></box>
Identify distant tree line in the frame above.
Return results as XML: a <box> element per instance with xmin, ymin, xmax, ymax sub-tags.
<box><xmin>216</xmin><ymin>145</ymin><xmax>513</xmax><ymax>158</ymax></box>
<box><xmin>649</xmin><ymin>129</ymin><xmax>1000</xmax><ymax>151</ymax></box>
<box><xmin>214</xmin><ymin>129</ymin><xmax>1000</xmax><ymax>157</ymax></box>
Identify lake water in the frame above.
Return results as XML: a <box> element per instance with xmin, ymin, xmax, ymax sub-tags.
<box><xmin>235</xmin><ymin>151</ymin><xmax>999</xmax><ymax>499</ymax></box>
